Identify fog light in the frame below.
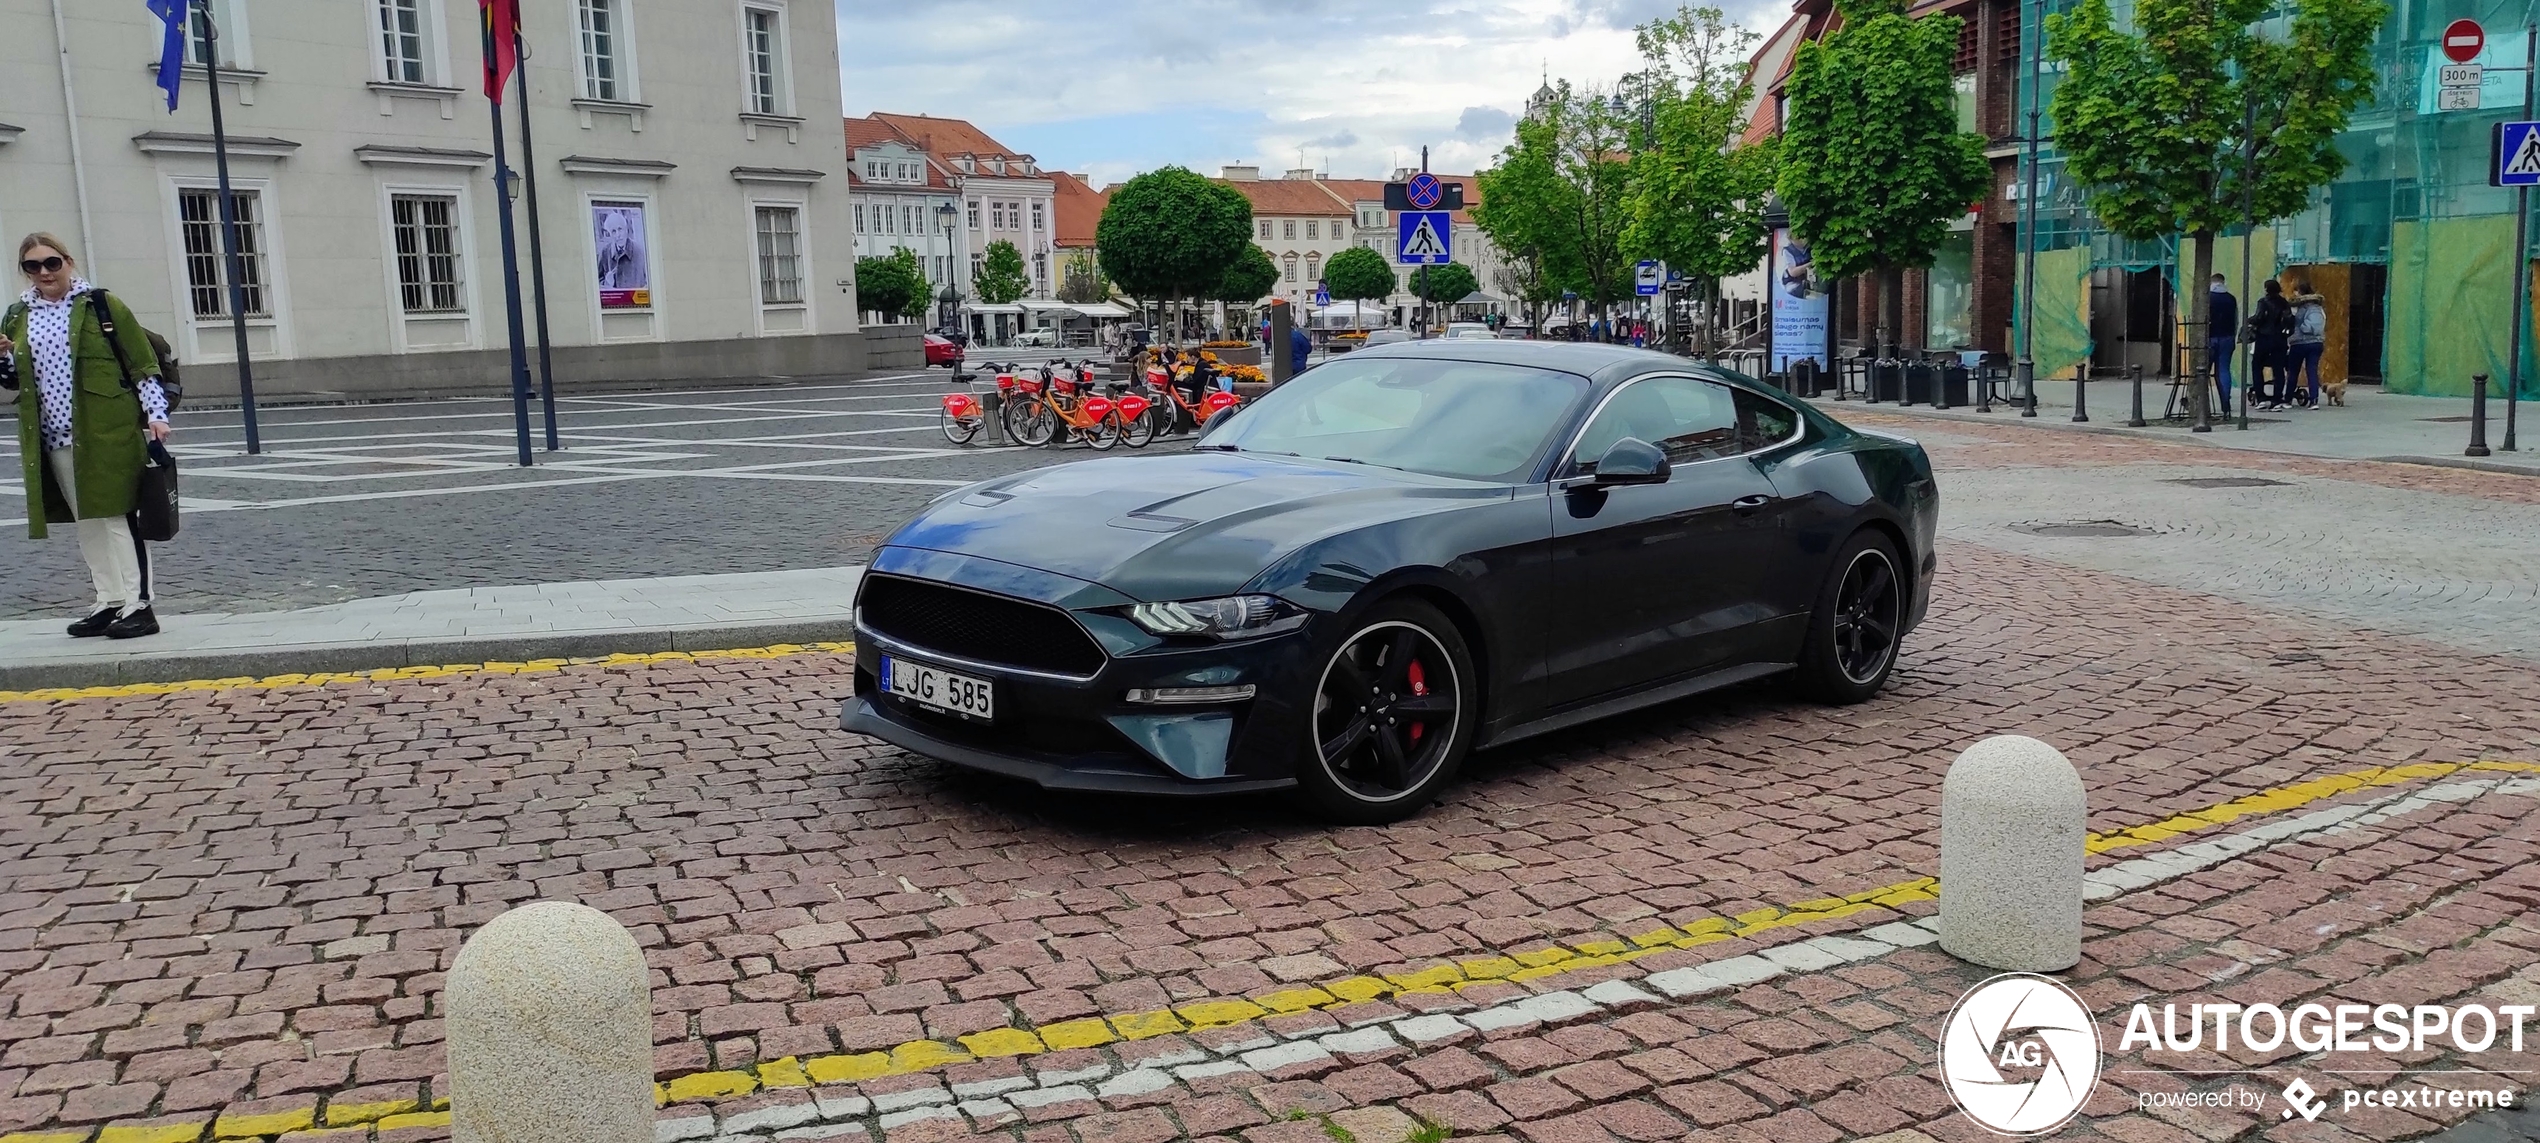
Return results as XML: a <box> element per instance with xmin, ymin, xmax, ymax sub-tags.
<box><xmin>1124</xmin><ymin>685</ymin><xmax>1257</xmax><ymax>705</ymax></box>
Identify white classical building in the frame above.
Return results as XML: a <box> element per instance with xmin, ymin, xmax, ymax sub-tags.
<box><xmin>0</xmin><ymin>0</ymin><xmax>897</xmax><ymax>402</ymax></box>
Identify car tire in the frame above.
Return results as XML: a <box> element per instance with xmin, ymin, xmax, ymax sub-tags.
<box><xmin>1793</xmin><ymin>530</ymin><xmax>1907</xmax><ymax>705</ymax></box>
<box><xmin>1292</xmin><ymin>597</ymin><xmax>1477</xmax><ymax>825</ymax></box>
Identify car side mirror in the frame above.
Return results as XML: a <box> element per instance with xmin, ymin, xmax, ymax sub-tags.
<box><xmin>1200</xmin><ymin>405</ymin><xmax>1241</xmax><ymax>436</ymax></box>
<box><xmin>1593</xmin><ymin>437</ymin><xmax>1671</xmax><ymax>486</ymax></box>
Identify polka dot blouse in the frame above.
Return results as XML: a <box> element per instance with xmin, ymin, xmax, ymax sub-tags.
<box><xmin>20</xmin><ymin>279</ymin><xmax>170</xmax><ymax>451</ymax></box>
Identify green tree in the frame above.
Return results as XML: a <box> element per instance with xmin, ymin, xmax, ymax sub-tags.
<box><xmin>2048</xmin><ymin>0</ymin><xmax>2382</xmax><ymax>365</ymax></box>
<box><xmin>1057</xmin><ymin>251</ymin><xmax>1112</xmax><ymax>304</ymax></box>
<box><xmin>1323</xmin><ymin>245</ymin><xmax>1396</xmax><ymax>312</ymax></box>
<box><xmin>854</xmin><ymin>248</ymin><xmax>927</xmax><ymax>322</ymax></box>
<box><xmin>1211</xmin><ymin>243</ymin><xmax>1279</xmax><ymax>303</ymax></box>
<box><xmin>973</xmin><ymin>240</ymin><xmax>1031</xmax><ymax>305</ymax></box>
<box><xmin>1777</xmin><ymin>0</ymin><xmax>1990</xmax><ymax>352</ymax></box>
<box><xmin>1411</xmin><ymin>262</ymin><xmax>1479</xmax><ymax>305</ymax></box>
<box><xmin>1625</xmin><ymin>5</ymin><xmax>1777</xmax><ymax>352</ymax></box>
<box><xmin>1096</xmin><ymin>167</ymin><xmax>1255</xmax><ymax>318</ymax></box>
<box><xmin>1475</xmin><ymin>82</ymin><xmax>1635</xmax><ymax>318</ymax></box>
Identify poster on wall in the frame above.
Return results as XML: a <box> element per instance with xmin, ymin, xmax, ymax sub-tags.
<box><xmin>593</xmin><ymin>201</ymin><xmax>651</xmax><ymax>309</ymax></box>
<box><xmin>1770</xmin><ymin>228</ymin><xmax>1828</xmax><ymax>371</ymax></box>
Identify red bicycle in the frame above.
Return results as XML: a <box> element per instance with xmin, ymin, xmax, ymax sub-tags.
<box><xmin>1139</xmin><ymin>365</ymin><xmax>1243</xmax><ymax>439</ymax></box>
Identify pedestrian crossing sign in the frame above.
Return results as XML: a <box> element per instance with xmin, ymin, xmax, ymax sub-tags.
<box><xmin>2495</xmin><ymin>120</ymin><xmax>2540</xmax><ymax>187</ymax></box>
<box><xmin>1397</xmin><ymin>211</ymin><xmax>1451</xmax><ymax>265</ymax></box>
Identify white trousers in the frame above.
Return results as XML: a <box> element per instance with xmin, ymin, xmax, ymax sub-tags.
<box><xmin>44</xmin><ymin>448</ymin><xmax>149</xmax><ymax>613</ymax></box>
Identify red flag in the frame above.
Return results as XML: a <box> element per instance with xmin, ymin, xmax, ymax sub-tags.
<box><xmin>481</xmin><ymin>0</ymin><xmax>519</xmax><ymax>102</ymax></box>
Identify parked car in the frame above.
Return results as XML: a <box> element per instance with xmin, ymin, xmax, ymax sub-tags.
<box><xmin>1359</xmin><ymin>328</ymin><xmax>1413</xmax><ymax>346</ymax></box>
<box><xmin>841</xmin><ymin>340</ymin><xmax>1940</xmax><ymax>822</ymax></box>
<box><xmin>1444</xmin><ymin>323</ymin><xmax>1496</xmax><ymax>340</ymax></box>
<box><xmin>1015</xmin><ymin>328</ymin><xmax>1059</xmax><ymax>348</ymax></box>
<box><xmin>923</xmin><ymin>333</ymin><xmax>964</xmax><ymax>368</ymax></box>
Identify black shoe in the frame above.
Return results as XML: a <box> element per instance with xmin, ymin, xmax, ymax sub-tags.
<box><xmin>106</xmin><ymin>607</ymin><xmax>159</xmax><ymax>639</ymax></box>
<box><xmin>67</xmin><ymin>607</ymin><xmax>119</xmax><ymax>638</ymax></box>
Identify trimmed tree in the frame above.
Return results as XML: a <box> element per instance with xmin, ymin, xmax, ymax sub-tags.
<box><xmin>1323</xmin><ymin>245</ymin><xmax>1396</xmax><ymax>324</ymax></box>
<box><xmin>1096</xmin><ymin>167</ymin><xmax>1255</xmax><ymax>335</ymax></box>
<box><xmin>1411</xmin><ymin>262</ymin><xmax>1480</xmax><ymax>306</ymax></box>
<box><xmin>1626</xmin><ymin>5</ymin><xmax>1777</xmax><ymax>353</ymax></box>
<box><xmin>1211</xmin><ymin>243</ymin><xmax>1279</xmax><ymax>304</ymax></box>
<box><xmin>854</xmin><ymin>248</ymin><xmax>927</xmax><ymax>322</ymax></box>
<box><xmin>1475</xmin><ymin>82</ymin><xmax>1635</xmax><ymax>319</ymax></box>
<box><xmin>2047</xmin><ymin>0</ymin><xmax>2382</xmax><ymax>370</ymax></box>
<box><xmin>1777</xmin><ymin>0</ymin><xmax>1990</xmax><ymax>353</ymax></box>
<box><xmin>973</xmin><ymin>240</ymin><xmax>1031</xmax><ymax>305</ymax></box>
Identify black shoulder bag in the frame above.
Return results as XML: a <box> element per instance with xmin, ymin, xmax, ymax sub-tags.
<box><xmin>86</xmin><ymin>290</ymin><xmax>182</xmax><ymax>542</ymax></box>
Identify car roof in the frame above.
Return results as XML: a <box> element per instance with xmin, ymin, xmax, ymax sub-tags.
<box><xmin>1347</xmin><ymin>338</ymin><xmax>1707</xmax><ymax>387</ymax></box>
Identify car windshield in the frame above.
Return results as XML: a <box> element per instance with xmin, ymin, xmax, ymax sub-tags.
<box><xmin>1197</xmin><ymin>356</ymin><xmax>1587</xmax><ymax>483</ymax></box>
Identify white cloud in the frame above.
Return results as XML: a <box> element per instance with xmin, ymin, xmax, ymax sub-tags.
<box><xmin>833</xmin><ymin>0</ymin><xmax>1787</xmax><ymax>183</ymax></box>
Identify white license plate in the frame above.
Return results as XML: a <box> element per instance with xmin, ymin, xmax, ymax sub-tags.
<box><xmin>882</xmin><ymin>656</ymin><xmax>994</xmax><ymax>719</ymax></box>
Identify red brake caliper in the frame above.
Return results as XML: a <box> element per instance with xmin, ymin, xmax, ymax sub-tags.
<box><xmin>1406</xmin><ymin>660</ymin><xmax>1428</xmax><ymax>743</ymax></box>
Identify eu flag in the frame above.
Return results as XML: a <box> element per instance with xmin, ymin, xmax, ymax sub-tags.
<box><xmin>146</xmin><ymin>0</ymin><xmax>185</xmax><ymax>112</ymax></box>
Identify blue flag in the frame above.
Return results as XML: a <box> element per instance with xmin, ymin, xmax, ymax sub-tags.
<box><xmin>147</xmin><ymin>0</ymin><xmax>185</xmax><ymax>112</ymax></box>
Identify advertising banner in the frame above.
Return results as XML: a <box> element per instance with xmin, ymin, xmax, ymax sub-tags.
<box><xmin>593</xmin><ymin>201</ymin><xmax>651</xmax><ymax>309</ymax></box>
<box><xmin>1770</xmin><ymin>228</ymin><xmax>1828</xmax><ymax>372</ymax></box>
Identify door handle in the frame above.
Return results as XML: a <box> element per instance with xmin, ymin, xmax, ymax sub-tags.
<box><xmin>1731</xmin><ymin>494</ymin><xmax>1774</xmax><ymax>513</ymax></box>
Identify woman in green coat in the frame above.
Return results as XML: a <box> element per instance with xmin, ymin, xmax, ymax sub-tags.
<box><xmin>1</xmin><ymin>233</ymin><xmax>174</xmax><ymax>639</ymax></box>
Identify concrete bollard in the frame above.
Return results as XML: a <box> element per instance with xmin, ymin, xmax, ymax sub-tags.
<box><xmin>1938</xmin><ymin>735</ymin><xmax>2086</xmax><ymax>972</ymax></box>
<box><xmin>447</xmin><ymin>902</ymin><xmax>654</xmax><ymax>1143</ymax></box>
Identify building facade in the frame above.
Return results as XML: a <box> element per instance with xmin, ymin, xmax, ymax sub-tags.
<box><xmin>0</xmin><ymin>0</ymin><xmax>891</xmax><ymax>403</ymax></box>
<box><xmin>843</xmin><ymin>115</ymin><xmax>962</xmax><ymax>318</ymax></box>
<box><xmin>853</xmin><ymin>113</ymin><xmax>1057</xmax><ymax>342</ymax></box>
<box><xmin>1217</xmin><ymin>166</ymin><xmax>1506</xmax><ymax>328</ymax></box>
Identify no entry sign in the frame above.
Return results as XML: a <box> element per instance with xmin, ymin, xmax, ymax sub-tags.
<box><xmin>2443</xmin><ymin>19</ymin><xmax>2484</xmax><ymax>64</ymax></box>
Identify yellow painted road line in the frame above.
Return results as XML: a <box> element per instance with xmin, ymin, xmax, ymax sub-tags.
<box><xmin>628</xmin><ymin>757</ymin><xmax>2536</xmax><ymax>1106</ymax></box>
<box><xmin>0</xmin><ymin>641</ymin><xmax>856</xmax><ymax>704</ymax></box>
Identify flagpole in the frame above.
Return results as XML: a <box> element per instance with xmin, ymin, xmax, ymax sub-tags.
<box><xmin>482</xmin><ymin>9</ymin><xmax>535</xmax><ymax>468</ymax></box>
<box><xmin>513</xmin><ymin>28</ymin><xmax>559</xmax><ymax>451</ymax></box>
<box><xmin>194</xmin><ymin>0</ymin><xmax>261</xmax><ymax>454</ymax></box>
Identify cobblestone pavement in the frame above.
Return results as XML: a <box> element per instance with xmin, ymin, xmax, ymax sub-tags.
<box><xmin>0</xmin><ymin>419</ymin><xmax>2537</xmax><ymax>1143</ymax></box>
<box><xmin>0</xmin><ymin>363</ymin><xmax>1182</xmax><ymax>621</ymax></box>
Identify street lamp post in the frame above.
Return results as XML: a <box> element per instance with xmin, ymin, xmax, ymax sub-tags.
<box><xmin>2017</xmin><ymin>0</ymin><xmax>2045</xmax><ymax>418</ymax></box>
<box><xmin>937</xmin><ymin>201</ymin><xmax>960</xmax><ymax>340</ymax></box>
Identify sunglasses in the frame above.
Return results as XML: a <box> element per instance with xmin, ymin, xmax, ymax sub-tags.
<box><xmin>19</xmin><ymin>257</ymin><xmax>66</xmax><ymax>275</ymax></box>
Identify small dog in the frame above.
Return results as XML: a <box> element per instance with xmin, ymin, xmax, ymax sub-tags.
<box><xmin>2323</xmin><ymin>376</ymin><xmax>2348</xmax><ymax>406</ymax></box>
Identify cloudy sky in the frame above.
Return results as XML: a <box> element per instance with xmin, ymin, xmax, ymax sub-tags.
<box><xmin>833</xmin><ymin>0</ymin><xmax>1790</xmax><ymax>187</ymax></box>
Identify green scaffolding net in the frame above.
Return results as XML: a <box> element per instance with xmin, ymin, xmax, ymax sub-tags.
<box><xmin>2387</xmin><ymin>216</ymin><xmax>2516</xmax><ymax>396</ymax></box>
<box><xmin>2016</xmin><ymin>246</ymin><xmax>2094</xmax><ymax>378</ymax></box>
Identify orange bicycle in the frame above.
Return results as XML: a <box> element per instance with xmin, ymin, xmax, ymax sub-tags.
<box><xmin>1139</xmin><ymin>363</ymin><xmax>1244</xmax><ymax>437</ymax></box>
<box><xmin>1003</xmin><ymin>360</ymin><xmax>1122</xmax><ymax>449</ymax></box>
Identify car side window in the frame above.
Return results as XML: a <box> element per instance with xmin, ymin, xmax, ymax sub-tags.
<box><xmin>1734</xmin><ymin>390</ymin><xmax>1800</xmax><ymax>453</ymax></box>
<box><xmin>1570</xmin><ymin>377</ymin><xmax>1743</xmax><ymax>471</ymax></box>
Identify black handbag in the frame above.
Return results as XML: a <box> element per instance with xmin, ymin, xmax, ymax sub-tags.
<box><xmin>131</xmin><ymin>440</ymin><xmax>179</xmax><ymax>542</ymax></box>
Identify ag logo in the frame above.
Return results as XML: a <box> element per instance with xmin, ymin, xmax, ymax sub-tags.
<box><xmin>1940</xmin><ymin>973</ymin><xmax>2103</xmax><ymax>1136</ymax></box>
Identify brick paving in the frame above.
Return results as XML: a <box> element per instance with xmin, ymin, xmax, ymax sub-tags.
<box><xmin>0</xmin><ymin>425</ymin><xmax>2536</xmax><ymax>1142</ymax></box>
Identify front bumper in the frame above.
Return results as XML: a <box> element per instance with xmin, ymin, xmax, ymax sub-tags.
<box><xmin>840</xmin><ymin>623</ymin><xmax>1315</xmax><ymax>795</ymax></box>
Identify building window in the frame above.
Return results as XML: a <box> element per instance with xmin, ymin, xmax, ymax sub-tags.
<box><xmin>186</xmin><ymin>0</ymin><xmax>245</xmax><ymax>69</ymax></box>
<box><xmin>389</xmin><ymin>194</ymin><xmax>463</xmax><ymax>314</ymax></box>
<box><xmin>376</xmin><ymin>0</ymin><xmax>429</xmax><ymax>84</ymax></box>
<box><xmin>578</xmin><ymin>0</ymin><xmax>624</xmax><ymax>101</ymax></box>
<box><xmin>970</xmin><ymin>252</ymin><xmax>983</xmax><ymax>280</ymax></box>
<box><xmin>1033</xmin><ymin>253</ymin><xmax>1047</xmax><ymax>295</ymax></box>
<box><xmin>854</xmin><ymin>203</ymin><xmax>865</xmax><ymax>234</ymax></box>
<box><xmin>1306</xmin><ymin>220</ymin><xmax>1319</xmax><ymax>240</ymax></box>
<box><xmin>756</xmin><ymin>206</ymin><xmax>804</xmax><ymax>305</ymax></box>
<box><xmin>178</xmin><ymin>188</ymin><xmax>269</xmax><ymax>318</ymax></box>
<box><xmin>1282</xmin><ymin>252</ymin><xmax>1298</xmax><ymax>282</ymax></box>
<box><xmin>1283</xmin><ymin>220</ymin><xmax>1296</xmax><ymax>240</ymax></box>
<box><xmin>1258</xmin><ymin>220</ymin><xmax>1270</xmax><ymax>239</ymax></box>
<box><xmin>968</xmin><ymin>200</ymin><xmax>980</xmax><ymax>229</ymax></box>
<box><xmin>903</xmin><ymin>205</ymin><xmax>918</xmax><ymax>233</ymax></box>
<box><xmin>1031</xmin><ymin>202</ymin><xmax>1044</xmax><ymax>232</ymax></box>
<box><xmin>1306</xmin><ymin>252</ymin><xmax>1321</xmax><ymax>284</ymax></box>
<box><xmin>934</xmin><ymin>256</ymin><xmax>947</xmax><ymax>283</ymax></box>
<box><xmin>741</xmin><ymin>6</ymin><xmax>784</xmax><ymax>114</ymax></box>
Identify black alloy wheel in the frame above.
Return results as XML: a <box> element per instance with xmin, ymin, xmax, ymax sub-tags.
<box><xmin>1295</xmin><ymin>599</ymin><xmax>1475</xmax><ymax>823</ymax></box>
<box><xmin>1795</xmin><ymin>531</ymin><xmax>1905</xmax><ymax>704</ymax></box>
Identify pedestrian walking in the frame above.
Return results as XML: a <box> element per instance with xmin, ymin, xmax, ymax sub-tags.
<box><xmin>0</xmin><ymin>234</ymin><xmax>173</xmax><ymax>639</ymax></box>
<box><xmin>1289</xmin><ymin>323</ymin><xmax>1312</xmax><ymax>376</ymax></box>
<box><xmin>2204</xmin><ymin>273</ymin><xmax>2239</xmax><ymax>412</ymax></box>
<box><xmin>2287</xmin><ymin>281</ymin><xmax>2328</xmax><ymax>409</ymax></box>
<box><xmin>2251</xmin><ymin>279</ymin><xmax>2292</xmax><ymax>409</ymax></box>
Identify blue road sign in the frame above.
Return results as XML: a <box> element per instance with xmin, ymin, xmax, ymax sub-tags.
<box><xmin>1313</xmin><ymin>282</ymin><xmax>1331</xmax><ymax>305</ymax></box>
<box><xmin>2497</xmin><ymin>121</ymin><xmax>2540</xmax><ymax>187</ymax></box>
<box><xmin>1406</xmin><ymin>172</ymin><xmax>1444</xmax><ymax>210</ymax></box>
<box><xmin>1397</xmin><ymin>211</ymin><xmax>1451</xmax><ymax>264</ymax></box>
<box><xmin>1634</xmin><ymin>260</ymin><xmax>1662</xmax><ymax>296</ymax></box>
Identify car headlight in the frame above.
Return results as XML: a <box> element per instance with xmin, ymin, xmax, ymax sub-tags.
<box><xmin>1125</xmin><ymin>595</ymin><xmax>1308</xmax><ymax>640</ymax></box>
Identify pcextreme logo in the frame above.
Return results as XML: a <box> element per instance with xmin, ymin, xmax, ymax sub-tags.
<box><xmin>1939</xmin><ymin>974</ymin><xmax>2104</xmax><ymax>1136</ymax></box>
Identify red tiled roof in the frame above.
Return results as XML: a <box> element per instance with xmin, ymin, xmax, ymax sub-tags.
<box><xmin>842</xmin><ymin>115</ymin><xmax>956</xmax><ymax>190</ymax></box>
<box><xmin>869</xmin><ymin>112</ymin><xmax>1035</xmax><ymax>166</ymax></box>
<box><xmin>1218</xmin><ymin>177</ymin><xmax>1350</xmax><ymax>217</ymax></box>
<box><xmin>1051</xmin><ymin>170</ymin><xmax>1105</xmax><ymax>249</ymax></box>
